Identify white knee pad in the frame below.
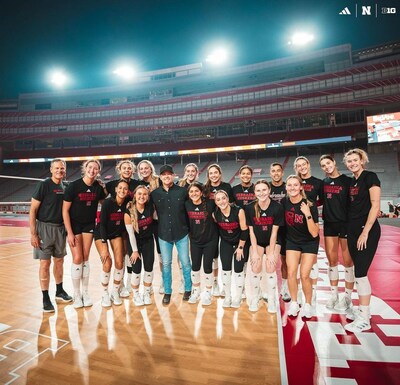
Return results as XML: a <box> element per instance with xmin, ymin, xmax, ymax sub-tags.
<box><xmin>345</xmin><ymin>265</ymin><xmax>355</xmax><ymax>283</ymax></box>
<box><xmin>71</xmin><ymin>263</ymin><xmax>83</xmax><ymax>280</ymax></box>
<box><xmin>328</xmin><ymin>265</ymin><xmax>339</xmax><ymax>281</ymax></box>
<box><xmin>143</xmin><ymin>271</ymin><xmax>153</xmax><ymax>285</ymax></box>
<box><xmin>101</xmin><ymin>271</ymin><xmax>110</xmax><ymax>286</ymax></box>
<box><xmin>309</xmin><ymin>263</ymin><xmax>319</xmax><ymax>280</ymax></box>
<box><xmin>132</xmin><ymin>273</ymin><xmax>141</xmax><ymax>286</ymax></box>
<box><xmin>82</xmin><ymin>262</ymin><xmax>90</xmax><ymax>278</ymax></box>
<box><xmin>191</xmin><ymin>270</ymin><xmax>201</xmax><ymax>285</ymax></box>
<box><xmin>113</xmin><ymin>268</ymin><xmax>124</xmax><ymax>283</ymax></box>
<box><xmin>356</xmin><ymin>276</ymin><xmax>371</xmax><ymax>296</ymax></box>
<box><xmin>204</xmin><ymin>273</ymin><xmax>213</xmax><ymax>287</ymax></box>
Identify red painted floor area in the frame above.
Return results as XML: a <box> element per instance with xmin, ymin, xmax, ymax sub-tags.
<box><xmin>282</xmin><ymin>224</ymin><xmax>400</xmax><ymax>385</ymax></box>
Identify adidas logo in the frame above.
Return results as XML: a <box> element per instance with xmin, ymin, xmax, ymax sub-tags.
<box><xmin>330</xmin><ymin>181</ymin><xmax>335</xmax><ymax>185</ymax></box>
<box><xmin>195</xmin><ymin>207</ymin><xmax>199</xmax><ymax>211</ymax></box>
<box><xmin>339</xmin><ymin>6</ymin><xmax>351</xmax><ymax>15</ymax></box>
<box><xmin>141</xmin><ymin>215</ymin><xmax>145</xmax><ymax>219</ymax></box>
<box><xmin>117</xmin><ymin>209</ymin><xmax>121</xmax><ymax>212</ymax></box>
<box><xmin>86</xmin><ymin>189</ymin><xmax>91</xmax><ymax>192</ymax></box>
<box><xmin>261</xmin><ymin>212</ymin><xmax>266</xmax><ymax>216</ymax></box>
<box><xmin>244</xmin><ymin>189</ymin><xmax>248</xmax><ymax>193</ymax></box>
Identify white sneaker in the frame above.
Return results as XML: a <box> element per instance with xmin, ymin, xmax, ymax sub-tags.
<box><xmin>133</xmin><ymin>291</ymin><xmax>144</xmax><ymax>306</ymax></box>
<box><xmin>120</xmin><ymin>286</ymin><xmax>131</xmax><ymax>298</ymax></box>
<box><xmin>302</xmin><ymin>303</ymin><xmax>313</xmax><ymax>319</ymax></box>
<box><xmin>280</xmin><ymin>286</ymin><xmax>291</xmax><ymax>302</ymax></box>
<box><xmin>231</xmin><ymin>296</ymin><xmax>242</xmax><ymax>308</ymax></box>
<box><xmin>326</xmin><ymin>295</ymin><xmax>339</xmax><ymax>309</ymax></box>
<box><xmin>202</xmin><ymin>291</ymin><xmax>212</xmax><ymax>306</ymax></box>
<box><xmin>346</xmin><ymin>307</ymin><xmax>371</xmax><ymax>321</ymax></box>
<box><xmin>249</xmin><ymin>297</ymin><xmax>259</xmax><ymax>312</ymax></box>
<box><xmin>159</xmin><ymin>283</ymin><xmax>165</xmax><ymax>294</ymax></box>
<box><xmin>82</xmin><ymin>291</ymin><xmax>93</xmax><ymax>307</ymax></box>
<box><xmin>212</xmin><ymin>282</ymin><xmax>221</xmax><ymax>297</ymax></box>
<box><xmin>143</xmin><ymin>291</ymin><xmax>152</xmax><ymax>305</ymax></box>
<box><xmin>111</xmin><ymin>290</ymin><xmax>123</xmax><ymax>306</ymax></box>
<box><xmin>242</xmin><ymin>287</ymin><xmax>246</xmax><ymax>299</ymax></box>
<box><xmin>334</xmin><ymin>296</ymin><xmax>352</xmax><ymax>311</ymax></box>
<box><xmin>73</xmin><ymin>294</ymin><xmax>84</xmax><ymax>309</ymax></box>
<box><xmin>344</xmin><ymin>316</ymin><xmax>371</xmax><ymax>333</ymax></box>
<box><xmin>267</xmin><ymin>296</ymin><xmax>277</xmax><ymax>314</ymax></box>
<box><xmin>222</xmin><ymin>296</ymin><xmax>232</xmax><ymax>308</ymax></box>
<box><xmin>188</xmin><ymin>291</ymin><xmax>200</xmax><ymax>304</ymax></box>
<box><xmin>101</xmin><ymin>293</ymin><xmax>112</xmax><ymax>308</ymax></box>
<box><xmin>287</xmin><ymin>301</ymin><xmax>300</xmax><ymax>317</ymax></box>
<box><xmin>179</xmin><ymin>280</ymin><xmax>185</xmax><ymax>294</ymax></box>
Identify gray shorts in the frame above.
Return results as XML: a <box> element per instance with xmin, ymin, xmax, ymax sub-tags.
<box><xmin>33</xmin><ymin>221</ymin><xmax>67</xmax><ymax>260</ymax></box>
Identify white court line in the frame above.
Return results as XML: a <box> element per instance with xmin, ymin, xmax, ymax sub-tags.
<box><xmin>277</xmin><ymin>300</ymin><xmax>289</xmax><ymax>385</ymax></box>
<box><xmin>0</xmin><ymin>251</ymin><xmax>31</xmax><ymax>260</ymax></box>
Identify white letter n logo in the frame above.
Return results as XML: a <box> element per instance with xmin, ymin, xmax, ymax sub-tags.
<box><xmin>362</xmin><ymin>5</ymin><xmax>372</xmax><ymax>15</ymax></box>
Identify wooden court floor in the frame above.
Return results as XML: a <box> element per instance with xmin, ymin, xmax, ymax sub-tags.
<box><xmin>0</xmin><ymin>226</ymin><xmax>283</xmax><ymax>385</ymax></box>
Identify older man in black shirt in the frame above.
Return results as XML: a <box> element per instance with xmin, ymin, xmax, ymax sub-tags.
<box><xmin>151</xmin><ymin>165</ymin><xmax>192</xmax><ymax>304</ymax></box>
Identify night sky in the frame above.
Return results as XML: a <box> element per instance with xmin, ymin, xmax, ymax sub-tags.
<box><xmin>1</xmin><ymin>0</ymin><xmax>399</xmax><ymax>98</ymax></box>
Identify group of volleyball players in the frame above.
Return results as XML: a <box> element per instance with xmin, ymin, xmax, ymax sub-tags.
<box><xmin>31</xmin><ymin>147</ymin><xmax>381</xmax><ymax>333</ymax></box>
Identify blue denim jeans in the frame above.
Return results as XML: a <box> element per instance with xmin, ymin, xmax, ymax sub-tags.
<box><xmin>158</xmin><ymin>234</ymin><xmax>192</xmax><ymax>294</ymax></box>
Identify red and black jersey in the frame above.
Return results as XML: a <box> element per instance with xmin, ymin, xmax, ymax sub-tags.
<box><xmin>64</xmin><ymin>178</ymin><xmax>106</xmax><ymax>225</ymax></box>
<box><xmin>245</xmin><ymin>200</ymin><xmax>284</xmax><ymax>246</ymax></box>
<box><xmin>348</xmin><ymin>170</ymin><xmax>381</xmax><ymax>221</ymax></box>
<box><xmin>97</xmin><ymin>197</ymin><xmax>127</xmax><ymax>241</ymax></box>
<box><xmin>185</xmin><ymin>199</ymin><xmax>218</xmax><ymax>245</ymax></box>
<box><xmin>232</xmin><ymin>184</ymin><xmax>255</xmax><ymax>208</ymax></box>
<box><xmin>214</xmin><ymin>204</ymin><xmax>243</xmax><ymax>244</ymax></box>
<box><xmin>282</xmin><ymin>198</ymin><xmax>319</xmax><ymax>244</ymax></box>
<box><xmin>301</xmin><ymin>176</ymin><xmax>322</xmax><ymax>204</ymax></box>
<box><xmin>321</xmin><ymin>174</ymin><xmax>351</xmax><ymax>223</ymax></box>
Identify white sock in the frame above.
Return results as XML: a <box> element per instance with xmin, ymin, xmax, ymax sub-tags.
<box><xmin>221</xmin><ymin>271</ymin><xmax>232</xmax><ymax>298</ymax></box>
<box><xmin>266</xmin><ymin>272</ymin><xmax>277</xmax><ymax>297</ymax></box>
<box><xmin>234</xmin><ymin>271</ymin><xmax>245</xmax><ymax>298</ymax></box>
<box><xmin>101</xmin><ymin>271</ymin><xmax>110</xmax><ymax>292</ymax></box>
<box><xmin>250</xmin><ymin>272</ymin><xmax>261</xmax><ymax>298</ymax></box>
<box><xmin>71</xmin><ymin>263</ymin><xmax>82</xmax><ymax>296</ymax></box>
<box><xmin>82</xmin><ymin>262</ymin><xmax>90</xmax><ymax>292</ymax></box>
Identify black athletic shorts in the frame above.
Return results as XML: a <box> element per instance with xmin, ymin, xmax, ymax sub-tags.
<box><xmin>286</xmin><ymin>239</ymin><xmax>319</xmax><ymax>254</ymax></box>
<box><xmin>323</xmin><ymin>221</ymin><xmax>347</xmax><ymax>238</ymax></box>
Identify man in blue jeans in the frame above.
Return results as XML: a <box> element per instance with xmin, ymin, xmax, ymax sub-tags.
<box><xmin>151</xmin><ymin>165</ymin><xmax>192</xmax><ymax>304</ymax></box>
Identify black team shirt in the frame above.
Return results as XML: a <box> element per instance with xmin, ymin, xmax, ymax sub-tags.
<box><xmin>151</xmin><ymin>183</ymin><xmax>188</xmax><ymax>242</ymax></box>
<box><xmin>214</xmin><ymin>205</ymin><xmax>242</xmax><ymax>244</ymax></box>
<box><xmin>126</xmin><ymin>203</ymin><xmax>154</xmax><ymax>241</ymax></box>
<box><xmin>321</xmin><ymin>174</ymin><xmax>351</xmax><ymax>223</ymax></box>
<box><xmin>185</xmin><ymin>199</ymin><xmax>218</xmax><ymax>245</ymax></box>
<box><xmin>270</xmin><ymin>182</ymin><xmax>286</xmax><ymax>204</ymax></box>
<box><xmin>106</xmin><ymin>179</ymin><xmax>139</xmax><ymax>200</ymax></box>
<box><xmin>245</xmin><ymin>200</ymin><xmax>284</xmax><ymax>247</ymax></box>
<box><xmin>32</xmin><ymin>178</ymin><xmax>65</xmax><ymax>224</ymax></box>
<box><xmin>98</xmin><ymin>197</ymin><xmax>128</xmax><ymax>241</ymax></box>
<box><xmin>348</xmin><ymin>170</ymin><xmax>381</xmax><ymax>221</ymax></box>
<box><xmin>232</xmin><ymin>184</ymin><xmax>255</xmax><ymax>208</ymax></box>
<box><xmin>301</xmin><ymin>176</ymin><xmax>322</xmax><ymax>204</ymax></box>
<box><xmin>64</xmin><ymin>178</ymin><xmax>106</xmax><ymax>225</ymax></box>
<box><xmin>208</xmin><ymin>182</ymin><xmax>234</xmax><ymax>202</ymax></box>
<box><xmin>283</xmin><ymin>198</ymin><xmax>319</xmax><ymax>244</ymax></box>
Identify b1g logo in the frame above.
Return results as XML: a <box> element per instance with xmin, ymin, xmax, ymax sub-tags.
<box><xmin>382</xmin><ymin>7</ymin><xmax>396</xmax><ymax>14</ymax></box>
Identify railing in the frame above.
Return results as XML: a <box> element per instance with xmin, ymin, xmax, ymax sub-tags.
<box><xmin>0</xmin><ymin>202</ymin><xmax>31</xmax><ymax>214</ymax></box>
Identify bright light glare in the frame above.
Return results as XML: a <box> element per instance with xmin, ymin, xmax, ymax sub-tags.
<box><xmin>206</xmin><ymin>48</ymin><xmax>229</xmax><ymax>65</ymax></box>
<box><xmin>288</xmin><ymin>32</ymin><xmax>314</xmax><ymax>46</ymax></box>
<box><xmin>113</xmin><ymin>66</ymin><xmax>136</xmax><ymax>81</ymax></box>
<box><xmin>49</xmin><ymin>71</ymin><xmax>68</xmax><ymax>88</ymax></box>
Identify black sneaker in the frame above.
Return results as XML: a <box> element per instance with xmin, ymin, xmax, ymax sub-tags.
<box><xmin>43</xmin><ymin>299</ymin><xmax>55</xmax><ymax>313</ymax></box>
<box><xmin>55</xmin><ymin>290</ymin><xmax>73</xmax><ymax>303</ymax></box>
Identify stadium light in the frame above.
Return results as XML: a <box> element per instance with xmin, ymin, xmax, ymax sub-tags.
<box><xmin>49</xmin><ymin>70</ymin><xmax>69</xmax><ymax>88</ymax></box>
<box><xmin>113</xmin><ymin>65</ymin><xmax>136</xmax><ymax>81</ymax></box>
<box><xmin>288</xmin><ymin>32</ymin><xmax>314</xmax><ymax>46</ymax></box>
<box><xmin>205</xmin><ymin>48</ymin><xmax>229</xmax><ymax>66</ymax></box>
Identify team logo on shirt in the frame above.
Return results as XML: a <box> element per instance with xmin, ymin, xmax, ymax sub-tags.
<box><xmin>285</xmin><ymin>211</ymin><xmax>304</xmax><ymax>226</ymax></box>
